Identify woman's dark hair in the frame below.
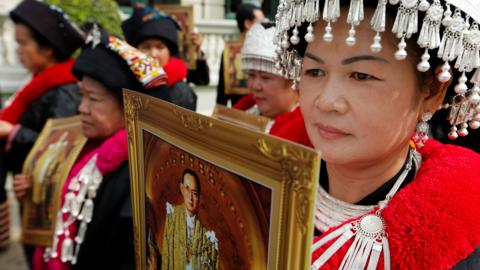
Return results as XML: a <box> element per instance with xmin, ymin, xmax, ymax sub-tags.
<box><xmin>236</xmin><ymin>3</ymin><xmax>262</xmax><ymax>33</ymax></box>
<box><xmin>12</xmin><ymin>17</ymin><xmax>69</xmax><ymax>62</ymax></box>
<box><xmin>291</xmin><ymin>0</ymin><xmax>445</xmax><ymax>91</ymax></box>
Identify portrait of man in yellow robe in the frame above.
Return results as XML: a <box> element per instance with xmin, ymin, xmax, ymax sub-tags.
<box><xmin>161</xmin><ymin>169</ymin><xmax>219</xmax><ymax>270</ymax></box>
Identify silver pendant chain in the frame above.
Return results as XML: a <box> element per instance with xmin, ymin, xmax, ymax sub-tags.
<box><xmin>312</xmin><ymin>148</ymin><xmax>422</xmax><ymax>270</ymax></box>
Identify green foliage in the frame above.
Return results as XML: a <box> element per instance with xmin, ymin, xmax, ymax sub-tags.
<box><xmin>44</xmin><ymin>0</ymin><xmax>124</xmax><ymax>37</ymax></box>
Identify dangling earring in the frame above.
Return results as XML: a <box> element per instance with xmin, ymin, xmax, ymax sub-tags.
<box><xmin>413</xmin><ymin>112</ymin><xmax>433</xmax><ymax>148</ymax></box>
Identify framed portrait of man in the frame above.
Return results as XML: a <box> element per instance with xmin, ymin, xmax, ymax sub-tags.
<box><xmin>223</xmin><ymin>40</ymin><xmax>249</xmax><ymax>95</ymax></box>
<box><xmin>21</xmin><ymin>116</ymin><xmax>87</xmax><ymax>246</ymax></box>
<box><xmin>124</xmin><ymin>90</ymin><xmax>320</xmax><ymax>270</ymax></box>
<box><xmin>155</xmin><ymin>4</ymin><xmax>196</xmax><ymax>70</ymax></box>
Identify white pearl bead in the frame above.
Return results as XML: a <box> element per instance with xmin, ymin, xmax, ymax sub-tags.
<box><xmin>417</xmin><ymin>61</ymin><xmax>431</xmax><ymax>72</ymax></box>
<box><xmin>474</xmin><ymin>113</ymin><xmax>480</xmax><ymax>121</ymax></box>
<box><xmin>448</xmin><ymin>130</ymin><xmax>458</xmax><ymax>140</ymax></box>
<box><xmin>438</xmin><ymin>63</ymin><xmax>452</xmax><ymax>82</ymax></box>
<box><xmin>395</xmin><ymin>49</ymin><xmax>408</xmax><ymax>60</ymax></box>
<box><xmin>469</xmin><ymin>92</ymin><xmax>480</xmax><ymax>104</ymax></box>
<box><xmin>389</xmin><ymin>0</ymin><xmax>400</xmax><ymax>5</ymax></box>
<box><xmin>290</xmin><ymin>35</ymin><xmax>300</xmax><ymax>45</ymax></box>
<box><xmin>459</xmin><ymin>128</ymin><xmax>469</xmax><ymax>137</ymax></box>
<box><xmin>305</xmin><ymin>32</ymin><xmax>315</xmax><ymax>43</ymax></box>
<box><xmin>470</xmin><ymin>121</ymin><xmax>480</xmax><ymax>129</ymax></box>
<box><xmin>323</xmin><ymin>32</ymin><xmax>334</xmax><ymax>42</ymax></box>
<box><xmin>346</xmin><ymin>36</ymin><xmax>356</xmax><ymax>46</ymax></box>
<box><xmin>418</xmin><ymin>0</ymin><xmax>430</xmax><ymax>12</ymax></box>
<box><xmin>370</xmin><ymin>42</ymin><xmax>382</xmax><ymax>53</ymax></box>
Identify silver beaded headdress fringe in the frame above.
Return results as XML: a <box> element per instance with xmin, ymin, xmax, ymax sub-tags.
<box><xmin>242</xmin><ymin>23</ymin><xmax>284</xmax><ymax>77</ymax></box>
<box><xmin>274</xmin><ymin>0</ymin><xmax>480</xmax><ymax>139</ymax></box>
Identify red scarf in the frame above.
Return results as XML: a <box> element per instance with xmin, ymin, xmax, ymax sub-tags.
<box><xmin>311</xmin><ymin>140</ymin><xmax>480</xmax><ymax>269</ymax></box>
<box><xmin>0</xmin><ymin>59</ymin><xmax>78</xmax><ymax>124</ymax></box>
<box><xmin>163</xmin><ymin>57</ymin><xmax>188</xmax><ymax>87</ymax></box>
<box><xmin>271</xmin><ymin>109</ymin><xmax>313</xmax><ymax>147</ymax></box>
<box><xmin>233</xmin><ymin>94</ymin><xmax>256</xmax><ymax>111</ymax></box>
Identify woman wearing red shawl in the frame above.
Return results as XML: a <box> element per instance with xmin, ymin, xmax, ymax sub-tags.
<box><xmin>14</xmin><ymin>28</ymin><xmax>170</xmax><ymax>269</ymax></box>
<box><xmin>233</xmin><ymin>22</ymin><xmax>303</xmax><ymax>137</ymax></box>
<box><xmin>0</xmin><ymin>0</ymin><xmax>83</xmax><ymax>248</ymax></box>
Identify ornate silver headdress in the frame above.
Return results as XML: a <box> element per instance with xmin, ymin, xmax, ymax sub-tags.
<box><xmin>241</xmin><ymin>23</ymin><xmax>284</xmax><ymax>77</ymax></box>
<box><xmin>274</xmin><ymin>0</ymin><xmax>480</xmax><ymax>139</ymax></box>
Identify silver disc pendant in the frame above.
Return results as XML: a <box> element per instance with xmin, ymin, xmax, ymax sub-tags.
<box><xmin>358</xmin><ymin>214</ymin><xmax>385</xmax><ymax>235</ymax></box>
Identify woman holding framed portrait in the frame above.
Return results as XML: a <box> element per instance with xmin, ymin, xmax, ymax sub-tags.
<box><xmin>0</xmin><ymin>0</ymin><xmax>84</xmax><ymax>247</ymax></box>
<box><xmin>274</xmin><ymin>0</ymin><xmax>480</xmax><ymax>269</ymax></box>
<box><xmin>14</xmin><ymin>27</ymin><xmax>170</xmax><ymax>270</ymax></box>
<box><xmin>122</xmin><ymin>6</ymin><xmax>198</xmax><ymax>111</ymax></box>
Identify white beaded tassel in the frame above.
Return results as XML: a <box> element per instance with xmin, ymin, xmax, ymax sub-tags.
<box><xmin>392</xmin><ymin>0</ymin><xmax>419</xmax><ymax>39</ymax></box>
<box><xmin>370</xmin><ymin>0</ymin><xmax>387</xmax><ymax>53</ymax></box>
<box><xmin>454</xmin><ymin>72</ymin><xmax>469</xmax><ymax>94</ymax></box>
<box><xmin>345</xmin><ymin>0</ymin><xmax>364</xmax><ymax>46</ymax></box>
<box><xmin>469</xmin><ymin>83</ymin><xmax>480</xmax><ymax>129</ymax></box>
<box><xmin>303</xmin><ymin>0</ymin><xmax>319</xmax><ymax>44</ymax></box>
<box><xmin>417</xmin><ymin>49</ymin><xmax>431</xmax><ymax>72</ymax></box>
<box><xmin>395</xmin><ymin>36</ymin><xmax>408</xmax><ymax>60</ymax></box>
<box><xmin>392</xmin><ymin>0</ymin><xmax>420</xmax><ymax>61</ymax></box>
<box><xmin>416</xmin><ymin>0</ymin><xmax>443</xmax><ymax>71</ymax></box>
<box><xmin>456</xmin><ymin>23</ymin><xmax>480</xmax><ymax>73</ymax></box>
<box><xmin>438</xmin><ymin>61</ymin><xmax>452</xmax><ymax>82</ymax></box>
<box><xmin>322</xmin><ymin>0</ymin><xmax>340</xmax><ymax>42</ymax></box>
<box><xmin>468</xmin><ymin>69</ymin><xmax>480</xmax><ymax>129</ymax></box>
<box><xmin>437</xmin><ymin>9</ymin><xmax>466</xmax><ymax>62</ymax></box>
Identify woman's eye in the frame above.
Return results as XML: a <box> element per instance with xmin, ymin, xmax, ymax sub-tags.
<box><xmin>304</xmin><ymin>69</ymin><xmax>324</xmax><ymax>77</ymax></box>
<box><xmin>351</xmin><ymin>72</ymin><xmax>374</xmax><ymax>81</ymax></box>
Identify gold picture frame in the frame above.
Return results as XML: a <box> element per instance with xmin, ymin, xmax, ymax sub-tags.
<box><xmin>21</xmin><ymin>116</ymin><xmax>87</xmax><ymax>246</ymax></box>
<box><xmin>155</xmin><ymin>5</ymin><xmax>196</xmax><ymax>70</ymax></box>
<box><xmin>212</xmin><ymin>104</ymin><xmax>271</xmax><ymax>133</ymax></box>
<box><xmin>124</xmin><ymin>90</ymin><xmax>320</xmax><ymax>270</ymax></box>
<box><xmin>223</xmin><ymin>40</ymin><xmax>249</xmax><ymax>95</ymax></box>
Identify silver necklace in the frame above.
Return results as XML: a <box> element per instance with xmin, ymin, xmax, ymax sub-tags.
<box><xmin>312</xmin><ymin>149</ymin><xmax>421</xmax><ymax>270</ymax></box>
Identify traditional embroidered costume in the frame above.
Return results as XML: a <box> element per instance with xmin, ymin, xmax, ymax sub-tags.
<box><xmin>272</xmin><ymin>0</ymin><xmax>480</xmax><ymax>269</ymax></box>
<box><xmin>33</xmin><ymin>30</ymin><xmax>169</xmax><ymax>270</ymax></box>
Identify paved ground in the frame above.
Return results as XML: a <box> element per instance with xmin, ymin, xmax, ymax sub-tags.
<box><xmin>0</xmin><ymin>177</ymin><xmax>29</xmax><ymax>270</ymax></box>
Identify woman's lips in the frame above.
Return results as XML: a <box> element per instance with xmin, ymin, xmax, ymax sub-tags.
<box><xmin>315</xmin><ymin>123</ymin><xmax>349</xmax><ymax>140</ymax></box>
<box><xmin>253</xmin><ymin>96</ymin><xmax>266</xmax><ymax>103</ymax></box>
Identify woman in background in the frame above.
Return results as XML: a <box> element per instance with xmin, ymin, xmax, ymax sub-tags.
<box><xmin>14</xmin><ymin>28</ymin><xmax>170</xmax><ymax>270</ymax></box>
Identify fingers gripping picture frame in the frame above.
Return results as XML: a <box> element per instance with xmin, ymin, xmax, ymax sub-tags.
<box><xmin>124</xmin><ymin>90</ymin><xmax>320</xmax><ymax>270</ymax></box>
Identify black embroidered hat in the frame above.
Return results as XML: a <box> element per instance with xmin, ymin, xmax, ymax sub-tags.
<box><xmin>9</xmin><ymin>0</ymin><xmax>84</xmax><ymax>58</ymax></box>
<box><xmin>121</xmin><ymin>7</ymin><xmax>180</xmax><ymax>55</ymax></box>
<box><xmin>73</xmin><ymin>28</ymin><xmax>169</xmax><ymax>101</ymax></box>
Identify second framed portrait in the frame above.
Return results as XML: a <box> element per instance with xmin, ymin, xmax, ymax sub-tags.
<box><xmin>124</xmin><ymin>90</ymin><xmax>320</xmax><ymax>270</ymax></box>
<box><xmin>21</xmin><ymin>116</ymin><xmax>87</xmax><ymax>246</ymax></box>
<box><xmin>223</xmin><ymin>40</ymin><xmax>249</xmax><ymax>95</ymax></box>
<box><xmin>155</xmin><ymin>4</ymin><xmax>196</xmax><ymax>70</ymax></box>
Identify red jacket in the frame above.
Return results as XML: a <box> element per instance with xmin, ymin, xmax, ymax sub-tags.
<box><xmin>311</xmin><ymin>139</ymin><xmax>480</xmax><ymax>269</ymax></box>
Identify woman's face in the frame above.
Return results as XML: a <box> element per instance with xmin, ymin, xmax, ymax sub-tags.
<box><xmin>138</xmin><ymin>38</ymin><xmax>170</xmax><ymax>67</ymax></box>
<box><xmin>300</xmin><ymin>9</ymin><xmax>440</xmax><ymax>166</ymax></box>
<box><xmin>14</xmin><ymin>24</ymin><xmax>55</xmax><ymax>74</ymax></box>
<box><xmin>78</xmin><ymin>76</ymin><xmax>125</xmax><ymax>140</ymax></box>
<box><xmin>247</xmin><ymin>70</ymin><xmax>298</xmax><ymax>118</ymax></box>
